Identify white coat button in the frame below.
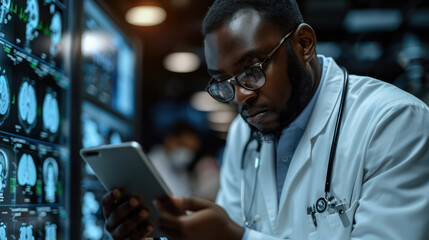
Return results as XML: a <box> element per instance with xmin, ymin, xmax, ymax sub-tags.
<box><xmin>282</xmin><ymin>156</ymin><xmax>289</xmax><ymax>162</ymax></box>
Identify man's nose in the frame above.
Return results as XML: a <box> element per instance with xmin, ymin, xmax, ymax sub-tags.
<box><xmin>234</xmin><ymin>85</ymin><xmax>257</xmax><ymax>105</ymax></box>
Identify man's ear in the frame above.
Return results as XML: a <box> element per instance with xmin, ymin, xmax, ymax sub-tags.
<box><xmin>293</xmin><ymin>23</ymin><xmax>317</xmax><ymax>63</ymax></box>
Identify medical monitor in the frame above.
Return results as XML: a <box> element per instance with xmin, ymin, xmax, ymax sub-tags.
<box><xmin>0</xmin><ymin>0</ymin><xmax>70</xmax><ymax>239</ymax></box>
<box><xmin>79</xmin><ymin>1</ymin><xmax>138</xmax><ymax>239</ymax></box>
<box><xmin>82</xmin><ymin>0</ymin><xmax>136</xmax><ymax>119</ymax></box>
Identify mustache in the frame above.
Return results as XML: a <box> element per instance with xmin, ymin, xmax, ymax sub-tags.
<box><xmin>239</xmin><ymin>103</ymin><xmax>273</xmax><ymax>116</ymax></box>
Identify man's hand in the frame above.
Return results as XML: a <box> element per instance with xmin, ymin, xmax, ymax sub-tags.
<box><xmin>158</xmin><ymin>196</ymin><xmax>245</xmax><ymax>240</ymax></box>
<box><xmin>101</xmin><ymin>189</ymin><xmax>153</xmax><ymax>239</ymax></box>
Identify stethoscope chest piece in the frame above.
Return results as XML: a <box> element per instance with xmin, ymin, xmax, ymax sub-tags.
<box><xmin>316</xmin><ymin>196</ymin><xmax>341</xmax><ymax>214</ymax></box>
<box><xmin>316</xmin><ymin>197</ymin><xmax>327</xmax><ymax>213</ymax></box>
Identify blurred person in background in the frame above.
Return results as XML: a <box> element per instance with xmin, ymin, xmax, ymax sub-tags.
<box><xmin>148</xmin><ymin>122</ymin><xmax>200</xmax><ymax>197</ymax></box>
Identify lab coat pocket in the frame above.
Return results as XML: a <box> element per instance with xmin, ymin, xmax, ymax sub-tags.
<box><xmin>307</xmin><ymin>214</ymin><xmax>317</xmax><ymax>234</ymax></box>
<box><xmin>308</xmin><ymin>200</ymin><xmax>358</xmax><ymax>240</ymax></box>
<box><xmin>307</xmin><ymin>214</ymin><xmax>318</xmax><ymax>239</ymax></box>
<box><xmin>324</xmin><ymin>200</ymin><xmax>358</xmax><ymax>239</ymax></box>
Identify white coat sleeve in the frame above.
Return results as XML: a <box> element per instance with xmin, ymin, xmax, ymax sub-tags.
<box><xmin>351</xmin><ymin>102</ymin><xmax>429</xmax><ymax>240</ymax></box>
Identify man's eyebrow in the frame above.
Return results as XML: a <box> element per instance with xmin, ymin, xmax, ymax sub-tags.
<box><xmin>234</xmin><ymin>49</ymin><xmax>259</xmax><ymax>66</ymax></box>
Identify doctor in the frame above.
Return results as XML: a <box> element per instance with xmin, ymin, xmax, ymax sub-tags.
<box><xmin>101</xmin><ymin>0</ymin><xmax>429</xmax><ymax>239</ymax></box>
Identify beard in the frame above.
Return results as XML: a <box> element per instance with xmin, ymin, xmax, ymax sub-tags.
<box><xmin>247</xmin><ymin>42</ymin><xmax>315</xmax><ymax>143</ymax></box>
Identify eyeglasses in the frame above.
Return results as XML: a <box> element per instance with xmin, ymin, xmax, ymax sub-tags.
<box><xmin>205</xmin><ymin>29</ymin><xmax>295</xmax><ymax>103</ymax></box>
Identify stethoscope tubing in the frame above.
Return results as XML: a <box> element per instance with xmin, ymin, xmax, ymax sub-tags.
<box><xmin>324</xmin><ymin>67</ymin><xmax>348</xmax><ymax>196</ymax></box>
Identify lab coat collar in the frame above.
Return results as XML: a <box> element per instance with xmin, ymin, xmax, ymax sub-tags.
<box><xmin>306</xmin><ymin>56</ymin><xmax>344</xmax><ymax>140</ymax></box>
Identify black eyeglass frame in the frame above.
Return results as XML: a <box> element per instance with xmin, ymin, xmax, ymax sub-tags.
<box><xmin>205</xmin><ymin>29</ymin><xmax>295</xmax><ymax>103</ymax></box>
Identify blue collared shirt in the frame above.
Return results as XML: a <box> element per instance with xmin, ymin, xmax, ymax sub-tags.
<box><xmin>275</xmin><ymin>56</ymin><xmax>328</xmax><ymax>203</ymax></box>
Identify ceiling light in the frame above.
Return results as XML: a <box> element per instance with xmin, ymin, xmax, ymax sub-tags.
<box><xmin>207</xmin><ymin>111</ymin><xmax>237</xmax><ymax>124</ymax></box>
<box><xmin>190</xmin><ymin>91</ymin><xmax>232</xmax><ymax>112</ymax></box>
<box><xmin>125</xmin><ymin>6</ymin><xmax>166</xmax><ymax>26</ymax></box>
<box><xmin>163</xmin><ymin>52</ymin><xmax>200</xmax><ymax>73</ymax></box>
<box><xmin>82</xmin><ymin>31</ymin><xmax>114</xmax><ymax>55</ymax></box>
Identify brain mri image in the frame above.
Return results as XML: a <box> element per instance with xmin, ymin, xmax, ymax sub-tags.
<box><xmin>24</xmin><ymin>0</ymin><xmax>39</xmax><ymax>44</ymax></box>
<box><xmin>82</xmin><ymin>191</ymin><xmax>103</xmax><ymax>240</ymax></box>
<box><xmin>49</xmin><ymin>11</ymin><xmax>62</xmax><ymax>57</ymax></box>
<box><xmin>19</xmin><ymin>225</ymin><xmax>34</xmax><ymax>240</ymax></box>
<box><xmin>43</xmin><ymin>157</ymin><xmax>58</xmax><ymax>203</ymax></box>
<box><xmin>0</xmin><ymin>74</ymin><xmax>10</xmax><ymax>124</ymax></box>
<box><xmin>0</xmin><ymin>224</ymin><xmax>6</xmax><ymax>240</ymax></box>
<box><xmin>82</xmin><ymin>118</ymin><xmax>104</xmax><ymax>148</ymax></box>
<box><xmin>18</xmin><ymin>80</ymin><xmax>37</xmax><ymax>132</ymax></box>
<box><xmin>17</xmin><ymin>153</ymin><xmax>37</xmax><ymax>187</ymax></box>
<box><xmin>109</xmin><ymin>131</ymin><xmax>122</xmax><ymax>145</ymax></box>
<box><xmin>44</xmin><ymin>223</ymin><xmax>56</xmax><ymax>240</ymax></box>
<box><xmin>42</xmin><ymin>90</ymin><xmax>60</xmax><ymax>134</ymax></box>
<box><xmin>0</xmin><ymin>0</ymin><xmax>10</xmax><ymax>25</ymax></box>
<box><xmin>0</xmin><ymin>149</ymin><xmax>8</xmax><ymax>193</ymax></box>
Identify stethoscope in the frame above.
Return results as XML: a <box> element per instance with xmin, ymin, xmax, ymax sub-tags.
<box><xmin>240</xmin><ymin>67</ymin><xmax>349</xmax><ymax>229</ymax></box>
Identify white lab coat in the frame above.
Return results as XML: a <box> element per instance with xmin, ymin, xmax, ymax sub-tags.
<box><xmin>216</xmin><ymin>57</ymin><xmax>429</xmax><ymax>240</ymax></box>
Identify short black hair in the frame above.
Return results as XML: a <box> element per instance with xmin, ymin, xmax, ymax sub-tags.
<box><xmin>202</xmin><ymin>0</ymin><xmax>304</xmax><ymax>36</ymax></box>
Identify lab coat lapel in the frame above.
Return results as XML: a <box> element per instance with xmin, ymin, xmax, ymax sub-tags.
<box><xmin>277</xmin><ymin>58</ymin><xmax>344</xmax><ymax>219</ymax></box>
<box><xmin>259</xmin><ymin>141</ymin><xmax>278</xmax><ymax>227</ymax></box>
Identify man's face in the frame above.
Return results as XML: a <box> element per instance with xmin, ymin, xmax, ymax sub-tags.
<box><xmin>204</xmin><ymin>9</ymin><xmax>312</xmax><ymax>139</ymax></box>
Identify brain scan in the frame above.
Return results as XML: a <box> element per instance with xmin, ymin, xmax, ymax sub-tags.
<box><xmin>82</xmin><ymin>191</ymin><xmax>99</xmax><ymax>216</ymax></box>
<box><xmin>19</xmin><ymin>225</ymin><xmax>34</xmax><ymax>240</ymax></box>
<box><xmin>0</xmin><ymin>75</ymin><xmax>10</xmax><ymax>119</ymax></box>
<box><xmin>24</xmin><ymin>0</ymin><xmax>39</xmax><ymax>43</ymax></box>
<box><xmin>0</xmin><ymin>150</ymin><xmax>8</xmax><ymax>193</ymax></box>
<box><xmin>0</xmin><ymin>0</ymin><xmax>10</xmax><ymax>25</ymax></box>
<box><xmin>49</xmin><ymin>12</ymin><xmax>62</xmax><ymax>56</ymax></box>
<box><xmin>44</xmin><ymin>223</ymin><xmax>56</xmax><ymax>240</ymax></box>
<box><xmin>42</xmin><ymin>91</ymin><xmax>60</xmax><ymax>134</ymax></box>
<box><xmin>82</xmin><ymin>192</ymin><xmax>103</xmax><ymax>240</ymax></box>
<box><xmin>82</xmin><ymin>119</ymin><xmax>103</xmax><ymax>148</ymax></box>
<box><xmin>109</xmin><ymin>131</ymin><xmax>122</xmax><ymax>145</ymax></box>
<box><xmin>0</xmin><ymin>225</ymin><xmax>6</xmax><ymax>240</ymax></box>
<box><xmin>18</xmin><ymin>81</ymin><xmax>37</xmax><ymax>129</ymax></box>
<box><xmin>43</xmin><ymin>157</ymin><xmax>58</xmax><ymax>203</ymax></box>
<box><xmin>17</xmin><ymin>153</ymin><xmax>37</xmax><ymax>187</ymax></box>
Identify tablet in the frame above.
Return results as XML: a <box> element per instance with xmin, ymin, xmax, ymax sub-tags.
<box><xmin>80</xmin><ymin>141</ymin><xmax>176</xmax><ymax>237</ymax></box>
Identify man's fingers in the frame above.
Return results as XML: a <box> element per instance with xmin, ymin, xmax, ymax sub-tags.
<box><xmin>109</xmin><ymin>209</ymin><xmax>149</xmax><ymax>239</ymax></box>
<box><xmin>158</xmin><ymin>224</ymin><xmax>183</xmax><ymax>240</ymax></box>
<box><xmin>156</xmin><ymin>196</ymin><xmax>184</xmax><ymax>216</ymax></box>
<box><xmin>101</xmin><ymin>189</ymin><xmax>123</xmax><ymax>218</ymax></box>
<box><xmin>171</xmin><ymin>196</ymin><xmax>214</xmax><ymax>211</ymax></box>
<box><xmin>159</xmin><ymin>211</ymin><xmax>183</xmax><ymax>239</ymax></box>
<box><xmin>105</xmin><ymin>197</ymin><xmax>140</xmax><ymax>231</ymax></box>
<box><xmin>126</xmin><ymin>224</ymin><xmax>154</xmax><ymax>240</ymax></box>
